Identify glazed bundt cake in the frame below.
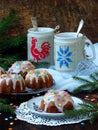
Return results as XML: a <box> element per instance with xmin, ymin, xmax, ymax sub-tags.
<box><xmin>40</xmin><ymin>90</ymin><xmax>74</xmax><ymax>113</ymax></box>
<box><xmin>0</xmin><ymin>74</ymin><xmax>26</xmax><ymax>93</ymax></box>
<box><xmin>8</xmin><ymin>61</ymin><xmax>35</xmax><ymax>78</ymax></box>
<box><xmin>25</xmin><ymin>69</ymin><xmax>54</xmax><ymax>90</ymax></box>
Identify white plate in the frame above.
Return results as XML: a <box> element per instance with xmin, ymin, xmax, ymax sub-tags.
<box><xmin>27</xmin><ymin>96</ymin><xmax>83</xmax><ymax>118</ymax></box>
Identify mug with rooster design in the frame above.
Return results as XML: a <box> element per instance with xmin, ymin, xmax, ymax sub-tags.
<box><xmin>54</xmin><ymin>32</ymin><xmax>96</xmax><ymax>72</ymax></box>
<box><xmin>27</xmin><ymin>27</ymin><xmax>54</xmax><ymax>65</ymax></box>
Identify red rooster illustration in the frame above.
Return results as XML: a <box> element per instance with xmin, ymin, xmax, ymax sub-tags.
<box><xmin>31</xmin><ymin>37</ymin><xmax>51</xmax><ymax>61</ymax></box>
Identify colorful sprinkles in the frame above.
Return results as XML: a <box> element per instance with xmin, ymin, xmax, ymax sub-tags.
<box><xmin>8</xmin><ymin>128</ymin><xmax>13</xmax><ymax>130</ymax></box>
<box><xmin>79</xmin><ymin>94</ymin><xmax>98</xmax><ymax>126</ymax></box>
<box><xmin>42</xmin><ymin>90</ymin><xmax>74</xmax><ymax>112</ymax></box>
<box><xmin>8</xmin><ymin>61</ymin><xmax>35</xmax><ymax>74</ymax></box>
<box><xmin>83</xmin><ymin>95</ymin><xmax>97</xmax><ymax>103</ymax></box>
<box><xmin>0</xmin><ymin>95</ymin><xmax>20</xmax><ymax>130</ymax></box>
<box><xmin>28</xmin><ymin>69</ymin><xmax>48</xmax><ymax>77</ymax></box>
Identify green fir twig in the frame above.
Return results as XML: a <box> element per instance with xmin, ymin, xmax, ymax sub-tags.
<box><xmin>0</xmin><ymin>98</ymin><xmax>15</xmax><ymax>114</ymax></box>
<box><xmin>0</xmin><ymin>8</ymin><xmax>19</xmax><ymax>37</ymax></box>
<box><xmin>0</xmin><ymin>34</ymin><xmax>27</xmax><ymax>53</ymax></box>
<box><xmin>0</xmin><ymin>104</ymin><xmax>15</xmax><ymax>114</ymax></box>
<box><xmin>72</xmin><ymin>72</ymin><xmax>98</xmax><ymax>94</ymax></box>
<box><xmin>0</xmin><ymin>98</ymin><xmax>8</xmax><ymax>104</ymax></box>
<box><xmin>32</xmin><ymin>61</ymin><xmax>49</xmax><ymax>68</ymax></box>
<box><xmin>0</xmin><ymin>8</ymin><xmax>27</xmax><ymax>70</ymax></box>
<box><xmin>64</xmin><ymin>101</ymin><xmax>98</xmax><ymax>124</ymax></box>
<box><xmin>73</xmin><ymin>76</ymin><xmax>91</xmax><ymax>84</ymax></box>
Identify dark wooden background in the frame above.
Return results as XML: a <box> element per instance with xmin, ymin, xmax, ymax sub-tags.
<box><xmin>0</xmin><ymin>0</ymin><xmax>98</xmax><ymax>43</ymax></box>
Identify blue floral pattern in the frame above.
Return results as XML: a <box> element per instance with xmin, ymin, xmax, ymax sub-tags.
<box><xmin>57</xmin><ymin>46</ymin><xmax>72</xmax><ymax>68</ymax></box>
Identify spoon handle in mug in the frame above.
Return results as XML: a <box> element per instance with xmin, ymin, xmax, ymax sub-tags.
<box><xmin>75</xmin><ymin>19</ymin><xmax>84</xmax><ymax>37</ymax></box>
<box><xmin>31</xmin><ymin>17</ymin><xmax>38</xmax><ymax>31</ymax></box>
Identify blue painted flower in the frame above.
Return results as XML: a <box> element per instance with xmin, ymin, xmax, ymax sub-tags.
<box><xmin>57</xmin><ymin>46</ymin><xmax>72</xmax><ymax>68</ymax></box>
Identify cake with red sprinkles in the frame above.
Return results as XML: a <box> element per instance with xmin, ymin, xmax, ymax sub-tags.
<box><xmin>40</xmin><ymin>90</ymin><xmax>74</xmax><ymax>113</ymax></box>
<box><xmin>0</xmin><ymin>74</ymin><xmax>26</xmax><ymax>93</ymax></box>
<box><xmin>25</xmin><ymin>69</ymin><xmax>54</xmax><ymax>90</ymax></box>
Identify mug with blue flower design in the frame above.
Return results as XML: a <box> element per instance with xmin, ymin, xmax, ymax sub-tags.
<box><xmin>54</xmin><ymin>32</ymin><xmax>95</xmax><ymax>72</ymax></box>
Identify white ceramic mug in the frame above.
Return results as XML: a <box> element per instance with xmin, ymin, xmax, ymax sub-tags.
<box><xmin>54</xmin><ymin>32</ymin><xmax>96</xmax><ymax>72</ymax></box>
<box><xmin>27</xmin><ymin>27</ymin><xmax>54</xmax><ymax>65</ymax></box>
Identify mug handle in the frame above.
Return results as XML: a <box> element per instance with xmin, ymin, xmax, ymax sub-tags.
<box><xmin>83</xmin><ymin>36</ymin><xmax>96</xmax><ymax>60</ymax></box>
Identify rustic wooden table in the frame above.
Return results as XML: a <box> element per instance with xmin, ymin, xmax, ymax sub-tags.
<box><xmin>0</xmin><ymin>91</ymin><xmax>98</xmax><ymax>130</ymax></box>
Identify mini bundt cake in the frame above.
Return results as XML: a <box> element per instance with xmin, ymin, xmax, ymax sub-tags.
<box><xmin>25</xmin><ymin>69</ymin><xmax>54</xmax><ymax>90</ymax></box>
<box><xmin>0</xmin><ymin>74</ymin><xmax>26</xmax><ymax>93</ymax></box>
<box><xmin>8</xmin><ymin>61</ymin><xmax>35</xmax><ymax>78</ymax></box>
<box><xmin>40</xmin><ymin>90</ymin><xmax>74</xmax><ymax>113</ymax></box>
<box><xmin>0</xmin><ymin>67</ymin><xmax>5</xmax><ymax>75</ymax></box>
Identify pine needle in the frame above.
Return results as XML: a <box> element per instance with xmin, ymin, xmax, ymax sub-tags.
<box><xmin>73</xmin><ymin>76</ymin><xmax>92</xmax><ymax>84</ymax></box>
<box><xmin>73</xmin><ymin>72</ymin><xmax>98</xmax><ymax>94</ymax></box>
<box><xmin>0</xmin><ymin>105</ymin><xmax>15</xmax><ymax>114</ymax></box>
<box><xmin>0</xmin><ymin>98</ymin><xmax>9</xmax><ymax>104</ymax></box>
<box><xmin>0</xmin><ymin>8</ymin><xmax>19</xmax><ymax>37</ymax></box>
<box><xmin>0</xmin><ymin>8</ymin><xmax>27</xmax><ymax>70</ymax></box>
<box><xmin>0</xmin><ymin>98</ymin><xmax>15</xmax><ymax>114</ymax></box>
<box><xmin>64</xmin><ymin>101</ymin><xmax>98</xmax><ymax>124</ymax></box>
<box><xmin>0</xmin><ymin>34</ymin><xmax>27</xmax><ymax>53</ymax></box>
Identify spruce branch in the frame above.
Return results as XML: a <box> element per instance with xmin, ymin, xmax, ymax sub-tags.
<box><xmin>73</xmin><ymin>76</ymin><xmax>91</xmax><ymax>84</ymax></box>
<box><xmin>0</xmin><ymin>98</ymin><xmax>15</xmax><ymax>114</ymax></box>
<box><xmin>64</xmin><ymin>101</ymin><xmax>98</xmax><ymax>124</ymax></box>
<box><xmin>0</xmin><ymin>8</ymin><xmax>27</xmax><ymax>69</ymax></box>
<box><xmin>95</xmin><ymin>72</ymin><xmax>98</xmax><ymax>77</ymax></box>
<box><xmin>0</xmin><ymin>55</ymin><xmax>21</xmax><ymax>69</ymax></box>
<box><xmin>0</xmin><ymin>104</ymin><xmax>15</xmax><ymax>114</ymax></box>
<box><xmin>0</xmin><ymin>98</ymin><xmax>9</xmax><ymax>104</ymax></box>
<box><xmin>0</xmin><ymin>34</ymin><xmax>27</xmax><ymax>53</ymax></box>
<box><xmin>89</xmin><ymin>73</ymin><xmax>98</xmax><ymax>82</ymax></box>
<box><xmin>0</xmin><ymin>8</ymin><xmax>19</xmax><ymax>37</ymax></box>
<box><xmin>32</xmin><ymin>61</ymin><xmax>49</xmax><ymax>68</ymax></box>
<box><xmin>72</xmin><ymin>73</ymin><xmax>98</xmax><ymax>94</ymax></box>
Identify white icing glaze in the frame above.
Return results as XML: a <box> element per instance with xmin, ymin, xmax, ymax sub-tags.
<box><xmin>8</xmin><ymin>61</ymin><xmax>35</xmax><ymax>74</ymax></box>
<box><xmin>42</xmin><ymin>90</ymin><xmax>74</xmax><ymax>112</ymax></box>
<box><xmin>0</xmin><ymin>74</ymin><xmax>25</xmax><ymax>90</ymax></box>
<box><xmin>26</xmin><ymin>69</ymin><xmax>50</xmax><ymax>84</ymax></box>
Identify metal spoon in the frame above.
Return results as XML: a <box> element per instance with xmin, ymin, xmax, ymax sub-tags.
<box><xmin>75</xmin><ymin>19</ymin><xmax>84</xmax><ymax>37</ymax></box>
